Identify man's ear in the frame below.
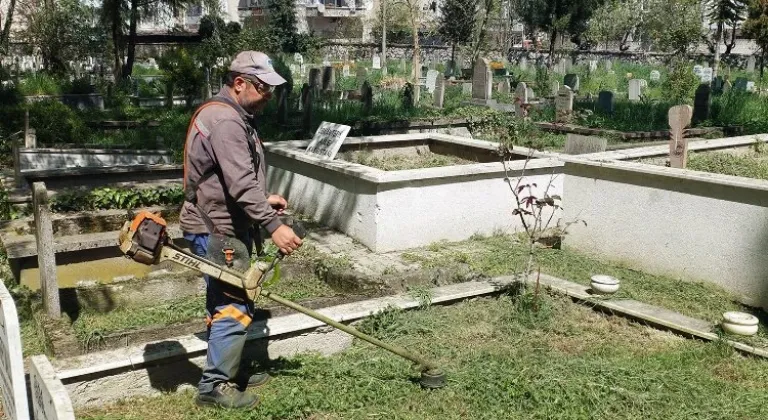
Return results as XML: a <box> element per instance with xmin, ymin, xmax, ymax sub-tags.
<box><xmin>233</xmin><ymin>77</ymin><xmax>247</xmax><ymax>93</ymax></box>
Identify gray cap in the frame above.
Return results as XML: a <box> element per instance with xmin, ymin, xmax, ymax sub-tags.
<box><xmin>229</xmin><ymin>51</ymin><xmax>287</xmax><ymax>86</ymax></box>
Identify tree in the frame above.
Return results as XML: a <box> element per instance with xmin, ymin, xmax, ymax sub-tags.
<box><xmin>643</xmin><ymin>0</ymin><xmax>704</xmax><ymax>56</ymax></box>
<box><xmin>157</xmin><ymin>47</ymin><xmax>204</xmax><ymax>107</ymax></box>
<box><xmin>584</xmin><ymin>0</ymin><xmax>643</xmax><ymax>51</ymax></box>
<box><xmin>743</xmin><ymin>0</ymin><xmax>768</xmax><ymax>77</ymax></box>
<box><xmin>470</xmin><ymin>0</ymin><xmax>498</xmax><ymax>62</ymax></box>
<box><xmin>437</xmin><ymin>0</ymin><xmax>477</xmax><ymax>68</ymax></box>
<box><xmin>0</xmin><ymin>0</ymin><xmax>18</xmax><ymax>53</ymax></box>
<box><xmin>21</xmin><ymin>0</ymin><xmax>103</xmax><ymax>75</ymax></box>
<box><xmin>708</xmin><ymin>0</ymin><xmax>746</xmax><ymax>77</ymax></box>
<box><xmin>515</xmin><ymin>0</ymin><xmax>604</xmax><ymax>66</ymax></box>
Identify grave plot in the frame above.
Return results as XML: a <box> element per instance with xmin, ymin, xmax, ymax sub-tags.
<box><xmin>266</xmin><ymin>133</ymin><xmax>564</xmax><ymax>252</ymax></box>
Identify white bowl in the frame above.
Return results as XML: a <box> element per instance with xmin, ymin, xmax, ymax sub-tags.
<box><xmin>590</xmin><ymin>275</ymin><xmax>620</xmax><ymax>295</ymax></box>
<box><xmin>721</xmin><ymin>311</ymin><xmax>760</xmax><ymax>336</ymax></box>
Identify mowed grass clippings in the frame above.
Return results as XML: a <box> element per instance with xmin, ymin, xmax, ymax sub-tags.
<box><xmin>79</xmin><ymin>294</ymin><xmax>768</xmax><ymax>420</ymax></box>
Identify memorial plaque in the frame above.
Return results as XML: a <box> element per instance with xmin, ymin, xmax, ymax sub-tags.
<box><xmin>305</xmin><ymin>122</ymin><xmax>352</xmax><ymax>160</ymax></box>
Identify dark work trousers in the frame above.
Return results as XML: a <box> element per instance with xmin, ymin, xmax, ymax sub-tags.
<box><xmin>184</xmin><ymin>232</ymin><xmax>255</xmax><ymax>394</ymax></box>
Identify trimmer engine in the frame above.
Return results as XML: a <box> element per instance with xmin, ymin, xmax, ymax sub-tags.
<box><xmin>119</xmin><ymin>211</ymin><xmax>168</xmax><ymax>265</ymax></box>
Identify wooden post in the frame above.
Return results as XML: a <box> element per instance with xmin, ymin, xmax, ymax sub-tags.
<box><xmin>25</xmin><ymin>128</ymin><xmax>36</xmax><ymax>149</ymax></box>
<box><xmin>12</xmin><ymin>132</ymin><xmax>22</xmax><ymax>188</ymax></box>
<box><xmin>32</xmin><ymin>182</ymin><xmax>60</xmax><ymax>318</ymax></box>
<box><xmin>668</xmin><ymin>105</ymin><xmax>693</xmax><ymax>169</ymax></box>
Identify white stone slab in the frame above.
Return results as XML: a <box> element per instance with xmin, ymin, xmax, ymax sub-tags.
<box><xmin>426</xmin><ymin>70</ymin><xmax>440</xmax><ymax>94</ymax></box>
<box><xmin>372</xmin><ymin>55</ymin><xmax>381</xmax><ymax>69</ymax></box>
<box><xmin>305</xmin><ymin>122</ymin><xmax>352</xmax><ymax>160</ymax></box>
<box><xmin>30</xmin><ymin>355</ymin><xmax>75</xmax><ymax>420</ymax></box>
<box><xmin>0</xmin><ymin>282</ymin><xmax>29</xmax><ymax>420</ymax></box>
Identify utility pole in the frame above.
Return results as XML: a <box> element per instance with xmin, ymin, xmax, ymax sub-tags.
<box><xmin>381</xmin><ymin>0</ymin><xmax>387</xmax><ymax>75</ymax></box>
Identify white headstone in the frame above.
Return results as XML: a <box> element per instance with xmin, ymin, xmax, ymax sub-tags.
<box><xmin>747</xmin><ymin>81</ymin><xmax>756</xmax><ymax>92</ymax></box>
<box><xmin>701</xmin><ymin>67</ymin><xmax>713</xmax><ymax>83</ymax></box>
<box><xmin>650</xmin><ymin>70</ymin><xmax>661</xmax><ymax>82</ymax></box>
<box><xmin>0</xmin><ymin>282</ymin><xmax>29</xmax><ymax>420</ymax></box>
<box><xmin>426</xmin><ymin>70</ymin><xmax>440</xmax><ymax>94</ymax></box>
<box><xmin>343</xmin><ymin>65</ymin><xmax>351</xmax><ymax>78</ymax></box>
<box><xmin>628</xmin><ymin>79</ymin><xmax>644</xmax><ymax>101</ymax></box>
<box><xmin>551</xmin><ymin>80</ymin><xmax>560</xmax><ymax>97</ymax></box>
<box><xmin>693</xmin><ymin>65</ymin><xmax>703</xmax><ymax>76</ymax></box>
<box><xmin>305</xmin><ymin>122</ymin><xmax>352</xmax><ymax>160</ymax></box>
<box><xmin>555</xmin><ymin>86</ymin><xmax>574</xmax><ymax>123</ymax></box>
<box><xmin>527</xmin><ymin>87</ymin><xmax>535</xmax><ymax>99</ymax></box>
<box><xmin>519</xmin><ymin>57</ymin><xmax>528</xmax><ymax>70</ymax></box>
<box><xmin>30</xmin><ymin>355</ymin><xmax>75</xmax><ymax>420</ymax></box>
<box><xmin>294</xmin><ymin>53</ymin><xmax>304</xmax><ymax>64</ymax></box>
<box><xmin>747</xmin><ymin>56</ymin><xmax>756</xmax><ymax>73</ymax></box>
<box><xmin>323</xmin><ymin>56</ymin><xmax>331</xmax><ymax>67</ymax></box>
<box><xmin>498</xmin><ymin>80</ymin><xmax>511</xmax><ymax>94</ymax></box>
<box><xmin>372</xmin><ymin>55</ymin><xmax>381</xmax><ymax>69</ymax></box>
<box><xmin>589</xmin><ymin>60</ymin><xmax>598</xmax><ymax>72</ymax></box>
<box><xmin>462</xmin><ymin>83</ymin><xmax>472</xmax><ymax>95</ymax></box>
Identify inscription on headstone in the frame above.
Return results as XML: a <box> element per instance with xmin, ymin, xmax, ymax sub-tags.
<box><xmin>0</xmin><ymin>282</ymin><xmax>29</xmax><ymax>420</ymax></box>
<box><xmin>693</xmin><ymin>65</ymin><xmax>703</xmax><ymax>77</ymax></box>
<box><xmin>701</xmin><ymin>67</ymin><xmax>713</xmax><ymax>83</ymax></box>
<box><xmin>305</xmin><ymin>122</ymin><xmax>352</xmax><ymax>159</ymax></box>
<box><xmin>669</xmin><ymin>105</ymin><xmax>693</xmax><ymax>168</ymax></box>
<box><xmin>555</xmin><ymin>86</ymin><xmax>574</xmax><ymax>123</ymax></box>
<box><xmin>564</xmin><ymin>134</ymin><xmax>608</xmax><ymax>155</ymax></box>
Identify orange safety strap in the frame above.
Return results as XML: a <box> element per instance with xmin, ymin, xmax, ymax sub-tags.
<box><xmin>182</xmin><ymin>101</ymin><xmax>234</xmax><ymax>192</ymax></box>
<box><xmin>211</xmin><ymin>304</ymin><xmax>252</xmax><ymax>328</ymax></box>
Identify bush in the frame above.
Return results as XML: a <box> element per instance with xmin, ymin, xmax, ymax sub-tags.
<box><xmin>18</xmin><ymin>73</ymin><xmax>62</xmax><ymax>96</ymax></box>
<box><xmin>663</xmin><ymin>61</ymin><xmax>699</xmax><ymax>105</ymax></box>
<box><xmin>27</xmin><ymin>99</ymin><xmax>88</xmax><ymax>145</ymax></box>
<box><xmin>50</xmin><ymin>186</ymin><xmax>185</xmax><ymax>213</ymax></box>
<box><xmin>62</xmin><ymin>77</ymin><xmax>96</xmax><ymax>95</ymax></box>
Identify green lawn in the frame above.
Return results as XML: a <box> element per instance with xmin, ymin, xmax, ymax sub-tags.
<box><xmin>78</xmin><ymin>293</ymin><xmax>768</xmax><ymax>420</ymax></box>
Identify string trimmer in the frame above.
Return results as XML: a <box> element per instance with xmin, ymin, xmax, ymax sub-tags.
<box><xmin>118</xmin><ymin>211</ymin><xmax>446</xmax><ymax>389</ymax></box>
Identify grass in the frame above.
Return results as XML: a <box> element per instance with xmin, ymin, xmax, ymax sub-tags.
<box><xmin>687</xmin><ymin>147</ymin><xmax>768</xmax><ymax>180</ymax></box>
<box><xmin>78</xmin><ymin>293</ymin><xmax>768</xmax><ymax>419</ymax></box>
<box><xmin>339</xmin><ymin>150</ymin><xmax>478</xmax><ymax>171</ymax></box>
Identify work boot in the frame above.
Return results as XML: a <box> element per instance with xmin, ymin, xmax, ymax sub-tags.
<box><xmin>235</xmin><ymin>371</ymin><xmax>272</xmax><ymax>390</ymax></box>
<box><xmin>196</xmin><ymin>382</ymin><xmax>260</xmax><ymax>409</ymax></box>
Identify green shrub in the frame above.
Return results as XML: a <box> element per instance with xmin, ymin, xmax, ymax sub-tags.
<box><xmin>18</xmin><ymin>73</ymin><xmax>62</xmax><ymax>96</ymax></box>
<box><xmin>27</xmin><ymin>99</ymin><xmax>88</xmax><ymax>145</ymax></box>
<box><xmin>62</xmin><ymin>77</ymin><xmax>96</xmax><ymax>95</ymax></box>
<box><xmin>51</xmin><ymin>186</ymin><xmax>184</xmax><ymax>213</ymax></box>
<box><xmin>663</xmin><ymin>61</ymin><xmax>699</xmax><ymax>105</ymax></box>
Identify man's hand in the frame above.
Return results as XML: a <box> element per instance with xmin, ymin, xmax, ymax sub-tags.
<box><xmin>271</xmin><ymin>224</ymin><xmax>302</xmax><ymax>255</ymax></box>
<box><xmin>268</xmin><ymin>194</ymin><xmax>288</xmax><ymax>215</ymax></box>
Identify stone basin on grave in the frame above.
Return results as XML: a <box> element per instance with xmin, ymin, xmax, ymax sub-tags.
<box><xmin>265</xmin><ymin>133</ymin><xmax>564</xmax><ymax>252</ymax></box>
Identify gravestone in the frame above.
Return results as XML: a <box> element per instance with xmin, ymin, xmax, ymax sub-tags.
<box><xmin>628</xmin><ymin>79</ymin><xmax>644</xmax><ymax>102</ymax></box>
<box><xmin>564</xmin><ymin>74</ymin><xmax>580</xmax><ymax>92</ymax></box>
<box><xmin>306</xmin><ymin>122</ymin><xmax>352</xmax><ymax>159</ymax></box>
<box><xmin>302</xmin><ymin>85</ymin><xmax>313</xmax><ymax>133</ymax></box>
<box><xmin>433</xmin><ymin>76</ymin><xmax>445</xmax><ymax>108</ymax></box>
<box><xmin>514</xmin><ymin>82</ymin><xmax>529</xmax><ymax>117</ymax></box>
<box><xmin>519</xmin><ymin>57</ymin><xmax>528</xmax><ymax>70</ymax></box>
<box><xmin>693</xmin><ymin>84</ymin><xmax>711</xmax><ymax>124</ymax></box>
<box><xmin>372</xmin><ymin>55</ymin><xmax>381</xmax><ymax>69</ymax></box>
<box><xmin>30</xmin><ymin>355</ymin><xmax>76</xmax><ymax>420</ymax></box>
<box><xmin>472</xmin><ymin>58</ymin><xmax>493</xmax><ymax>103</ymax></box>
<box><xmin>403</xmin><ymin>83</ymin><xmax>415</xmax><ymax>109</ymax></box>
<box><xmin>734</xmin><ymin>77</ymin><xmax>749</xmax><ymax>91</ymax></box>
<box><xmin>400</xmin><ymin>58</ymin><xmax>407</xmax><ymax>72</ymax></box>
<box><xmin>462</xmin><ymin>83</ymin><xmax>472</xmax><ymax>95</ymax></box>
<box><xmin>322</xmin><ymin>56</ymin><xmax>331</xmax><ymax>66</ymax></box>
<box><xmin>598</xmin><ymin>91</ymin><xmax>614</xmax><ymax>114</ymax></box>
<box><xmin>604</xmin><ymin>60</ymin><xmax>612</xmax><ymax>71</ymax></box>
<box><xmin>356</xmin><ymin>67</ymin><xmax>368</xmax><ymax>87</ymax></box>
<box><xmin>669</xmin><ymin>105</ymin><xmax>693</xmax><ymax>168</ymax></box>
<box><xmin>555</xmin><ymin>86</ymin><xmax>574</xmax><ymax>123</ymax></box>
<box><xmin>299</xmin><ymin>83</ymin><xmax>310</xmax><ymax>112</ymax></box>
<box><xmin>308</xmin><ymin>68</ymin><xmax>322</xmax><ymax>91</ymax></box>
<box><xmin>650</xmin><ymin>70</ymin><xmax>661</xmax><ymax>82</ymax></box>
<box><xmin>277</xmin><ymin>86</ymin><xmax>289</xmax><ymax>125</ymax></box>
<box><xmin>693</xmin><ymin>65</ymin><xmax>703</xmax><ymax>77</ymax></box>
<box><xmin>0</xmin><ymin>282</ymin><xmax>30</xmax><ymax>420</ymax></box>
<box><xmin>589</xmin><ymin>60</ymin><xmax>598</xmax><ymax>72</ymax></box>
<box><xmin>556</xmin><ymin>58</ymin><xmax>568</xmax><ymax>74</ymax></box>
<box><xmin>294</xmin><ymin>53</ymin><xmax>304</xmax><ymax>65</ymax></box>
<box><xmin>712</xmin><ymin>76</ymin><xmax>724</xmax><ymax>94</ymax></box>
<box><xmin>701</xmin><ymin>67</ymin><xmax>713</xmax><ymax>83</ymax></box>
<box><xmin>747</xmin><ymin>81</ymin><xmax>756</xmax><ymax>92</ymax></box>
<box><xmin>498</xmin><ymin>80</ymin><xmax>511</xmax><ymax>94</ymax></box>
<box><xmin>342</xmin><ymin>64</ymin><xmax>351</xmax><ymax>78</ymax></box>
<box><xmin>426</xmin><ymin>69</ymin><xmax>440</xmax><ymax>94</ymax></box>
<box><xmin>747</xmin><ymin>56</ymin><xmax>756</xmax><ymax>73</ymax></box>
<box><xmin>564</xmin><ymin>134</ymin><xmax>608</xmax><ymax>155</ymax></box>
<box><xmin>321</xmin><ymin>66</ymin><xmax>335</xmax><ymax>91</ymax></box>
<box><xmin>361</xmin><ymin>81</ymin><xmax>373</xmax><ymax>114</ymax></box>
<box><xmin>551</xmin><ymin>80</ymin><xmax>560</xmax><ymax>97</ymax></box>
<box><xmin>527</xmin><ymin>87</ymin><xmax>535</xmax><ymax>100</ymax></box>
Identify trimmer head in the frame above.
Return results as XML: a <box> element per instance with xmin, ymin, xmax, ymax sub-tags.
<box><xmin>419</xmin><ymin>369</ymin><xmax>447</xmax><ymax>389</ymax></box>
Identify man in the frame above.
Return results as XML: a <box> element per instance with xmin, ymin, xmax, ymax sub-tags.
<box><xmin>180</xmin><ymin>51</ymin><xmax>303</xmax><ymax>409</ymax></box>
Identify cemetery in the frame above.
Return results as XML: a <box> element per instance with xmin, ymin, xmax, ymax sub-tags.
<box><xmin>6</xmin><ymin>0</ymin><xmax>768</xmax><ymax>418</ymax></box>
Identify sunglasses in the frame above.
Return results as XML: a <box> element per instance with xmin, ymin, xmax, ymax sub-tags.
<box><xmin>242</xmin><ymin>77</ymin><xmax>275</xmax><ymax>94</ymax></box>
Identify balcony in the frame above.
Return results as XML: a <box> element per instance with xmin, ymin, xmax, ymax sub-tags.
<box><xmin>303</xmin><ymin>0</ymin><xmax>366</xmax><ymax>17</ymax></box>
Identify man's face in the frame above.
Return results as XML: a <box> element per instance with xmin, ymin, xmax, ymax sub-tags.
<box><xmin>234</xmin><ymin>75</ymin><xmax>274</xmax><ymax>113</ymax></box>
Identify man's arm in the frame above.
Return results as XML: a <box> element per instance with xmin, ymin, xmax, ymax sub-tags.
<box><xmin>209</xmin><ymin>119</ymin><xmax>283</xmax><ymax>233</ymax></box>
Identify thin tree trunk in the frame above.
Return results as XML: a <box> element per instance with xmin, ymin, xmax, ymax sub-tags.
<box><xmin>450</xmin><ymin>43</ymin><xmax>456</xmax><ymax>75</ymax></box>
<box><xmin>123</xmin><ymin>0</ymin><xmax>139</xmax><ymax>79</ymax></box>
<box><xmin>713</xmin><ymin>22</ymin><xmax>723</xmax><ymax>79</ymax></box>
<box><xmin>0</xmin><ymin>0</ymin><xmax>17</xmax><ymax>53</ymax></box>
<box><xmin>111</xmin><ymin>11</ymin><xmax>123</xmax><ymax>81</ymax></box>
<box><xmin>548</xmin><ymin>29</ymin><xmax>557</xmax><ymax>69</ymax></box>
<box><xmin>410</xmin><ymin>4</ymin><xmax>420</xmax><ymax>104</ymax></box>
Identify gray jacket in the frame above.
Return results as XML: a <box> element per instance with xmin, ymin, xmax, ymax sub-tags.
<box><xmin>180</xmin><ymin>89</ymin><xmax>282</xmax><ymax>237</ymax></box>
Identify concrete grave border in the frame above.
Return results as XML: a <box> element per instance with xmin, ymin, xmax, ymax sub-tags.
<box><xmin>30</xmin><ymin>355</ymin><xmax>76</xmax><ymax>420</ymax></box>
